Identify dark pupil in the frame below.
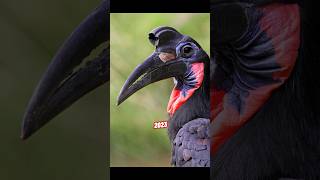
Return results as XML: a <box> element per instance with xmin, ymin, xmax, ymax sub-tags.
<box><xmin>183</xmin><ymin>46</ymin><xmax>192</xmax><ymax>54</ymax></box>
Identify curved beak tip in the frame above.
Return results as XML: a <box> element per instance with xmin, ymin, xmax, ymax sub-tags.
<box><xmin>20</xmin><ymin>128</ymin><xmax>30</xmax><ymax>140</ymax></box>
<box><xmin>20</xmin><ymin>119</ymin><xmax>32</xmax><ymax>140</ymax></box>
<box><xmin>116</xmin><ymin>96</ymin><xmax>124</xmax><ymax>106</ymax></box>
<box><xmin>20</xmin><ymin>133</ymin><xmax>28</xmax><ymax>140</ymax></box>
<box><xmin>20</xmin><ymin>112</ymin><xmax>39</xmax><ymax>140</ymax></box>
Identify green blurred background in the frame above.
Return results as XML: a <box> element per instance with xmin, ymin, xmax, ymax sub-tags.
<box><xmin>110</xmin><ymin>13</ymin><xmax>210</xmax><ymax>166</ymax></box>
<box><xmin>0</xmin><ymin>0</ymin><xmax>108</xmax><ymax>179</ymax></box>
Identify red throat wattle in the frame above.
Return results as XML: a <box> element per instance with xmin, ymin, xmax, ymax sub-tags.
<box><xmin>167</xmin><ymin>62</ymin><xmax>204</xmax><ymax>116</ymax></box>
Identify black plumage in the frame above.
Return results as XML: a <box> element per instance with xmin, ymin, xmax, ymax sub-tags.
<box><xmin>172</xmin><ymin>118</ymin><xmax>210</xmax><ymax>167</ymax></box>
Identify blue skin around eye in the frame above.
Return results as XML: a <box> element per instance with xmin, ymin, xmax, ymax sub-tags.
<box><xmin>173</xmin><ymin>42</ymin><xmax>203</xmax><ymax>98</ymax></box>
<box><xmin>175</xmin><ymin>42</ymin><xmax>199</xmax><ymax>59</ymax></box>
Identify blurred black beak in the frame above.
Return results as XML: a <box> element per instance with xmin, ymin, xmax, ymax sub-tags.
<box><xmin>21</xmin><ymin>0</ymin><xmax>109</xmax><ymax>140</ymax></box>
<box><xmin>117</xmin><ymin>52</ymin><xmax>187</xmax><ymax>105</ymax></box>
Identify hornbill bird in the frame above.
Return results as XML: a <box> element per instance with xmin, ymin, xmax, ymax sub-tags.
<box><xmin>117</xmin><ymin>27</ymin><xmax>211</xmax><ymax>167</ymax></box>
<box><xmin>21</xmin><ymin>0</ymin><xmax>109</xmax><ymax>140</ymax></box>
<box><xmin>211</xmin><ymin>0</ymin><xmax>320</xmax><ymax>179</ymax></box>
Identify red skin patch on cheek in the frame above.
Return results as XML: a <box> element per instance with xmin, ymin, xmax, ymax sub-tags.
<box><xmin>167</xmin><ymin>62</ymin><xmax>204</xmax><ymax>116</ymax></box>
<box><xmin>211</xmin><ymin>4</ymin><xmax>300</xmax><ymax>155</ymax></box>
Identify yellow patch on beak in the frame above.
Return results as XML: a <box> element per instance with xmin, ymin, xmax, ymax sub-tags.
<box><xmin>159</xmin><ymin>52</ymin><xmax>176</xmax><ymax>62</ymax></box>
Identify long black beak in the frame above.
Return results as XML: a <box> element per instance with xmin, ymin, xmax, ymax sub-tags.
<box><xmin>21</xmin><ymin>0</ymin><xmax>109</xmax><ymax>140</ymax></box>
<box><xmin>117</xmin><ymin>53</ymin><xmax>187</xmax><ymax>105</ymax></box>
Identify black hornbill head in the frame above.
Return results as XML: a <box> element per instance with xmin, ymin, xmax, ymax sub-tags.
<box><xmin>21</xmin><ymin>0</ymin><xmax>109</xmax><ymax>140</ymax></box>
<box><xmin>117</xmin><ymin>26</ymin><xmax>209</xmax><ymax>116</ymax></box>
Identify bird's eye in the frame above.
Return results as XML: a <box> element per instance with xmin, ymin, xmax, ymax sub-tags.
<box><xmin>181</xmin><ymin>45</ymin><xmax>194</xmax><ymax>57</ymax></box>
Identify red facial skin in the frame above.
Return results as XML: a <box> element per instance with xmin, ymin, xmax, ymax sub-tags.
<box><xmin>167</xmin><ymin>62</ymin><xmax>205</xmax><ymax>116</ymax></box>
<box><xmin>211</xmin><ymin>3</ymin><xmax>301</xmax><ymax>154</ymax></box>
